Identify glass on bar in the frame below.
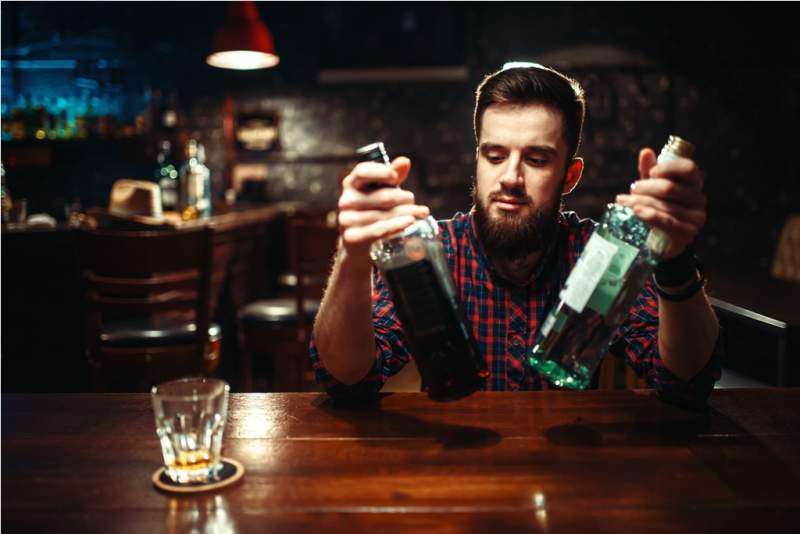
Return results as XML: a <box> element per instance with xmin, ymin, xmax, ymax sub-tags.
<box><xmin>151</xmin><ymin>377</ymin><xmax>230</xmax><ymax>484</ymax></box>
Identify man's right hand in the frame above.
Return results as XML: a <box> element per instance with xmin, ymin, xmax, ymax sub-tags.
<box><xmin>314</xmin><ymin>157</ymin><xmax>429</xmax><ymax>386</ymax></box>
<box><xmin>337</xmin><ymin>157</ymin><xmax>430</xmax><ymax>261</ymax></box>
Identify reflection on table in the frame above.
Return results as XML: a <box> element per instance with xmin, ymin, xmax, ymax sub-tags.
<box><xmin>2</xmin><ymin>389</ymin><xmax>799</xmax><ymax>532</ymax></box>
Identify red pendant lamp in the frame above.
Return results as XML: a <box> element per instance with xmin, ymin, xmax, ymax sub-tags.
<box><xmin>206</xmin><ymin>1</ymin><xmax>279</xmax><ymax>70</ymax></box>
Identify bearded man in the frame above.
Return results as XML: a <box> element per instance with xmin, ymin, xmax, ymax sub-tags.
<box><xmin>310</xmin><ymin>63</ymin><xmax>720</xmax><ymax>403</ymax></box>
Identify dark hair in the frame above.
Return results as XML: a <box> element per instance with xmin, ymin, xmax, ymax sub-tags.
<box><xmin>473</xmin><ymin>64</ymin><xmax>586</xmax><ymax>161</ymax></box>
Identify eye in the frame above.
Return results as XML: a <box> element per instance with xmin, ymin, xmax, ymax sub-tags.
<box><xmin>485</xmin><ymin>153</ymin><xmax>505</xmax><ymax>164</ymax></box>
<box><xmin>526</xmin><ymin>156</ymin><xmax>548</xmax><ymax>166</ymax></box>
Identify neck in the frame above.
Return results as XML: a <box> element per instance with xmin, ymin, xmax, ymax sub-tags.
<box><xmin>492</xmin><ymin>250</ymin><xmax>543</xmax><ymax>286</ymax></box>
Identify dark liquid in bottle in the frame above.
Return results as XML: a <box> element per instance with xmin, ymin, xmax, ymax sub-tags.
<box><xmin>383</xmin><ymin>258</ymin><xmax>488</xmax><ymax>401</ymax></box>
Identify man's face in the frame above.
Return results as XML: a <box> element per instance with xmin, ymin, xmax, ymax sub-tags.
<box><xmin>473</xmin><ymin>103</ymin><xmax>571</xmax><ymax>259</ymax></box>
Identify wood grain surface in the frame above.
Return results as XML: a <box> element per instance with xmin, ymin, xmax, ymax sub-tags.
<box><xmin>3</xmin><ymin>389</ymin><xmax>799</xmax><ymax>532</ymax></box>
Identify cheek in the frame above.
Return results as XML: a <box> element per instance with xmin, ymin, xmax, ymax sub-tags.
<box><xmin>475</xmin><ymin>161</ymin><xmax>498</xmax><ymax>190</ymax></box>
<box><xmin>526</xmin><ymin>169</ymin><xmax>566</xmax><ymax>197</ymax></box>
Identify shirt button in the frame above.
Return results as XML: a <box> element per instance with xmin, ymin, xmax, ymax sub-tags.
<box><xmin>511</xmin><ymin>336</ymin><xmax>522</xmax><ymax>348</ymax></box>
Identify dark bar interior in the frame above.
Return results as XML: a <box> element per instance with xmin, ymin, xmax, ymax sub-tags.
<box><xmin>3</xmin><ymin>2</ymin><xmax>798</xmax><ymax>392</ymax></box>
<box><xmin>2</xmin><ymin>3</ymin><xmax>799</xmax><ymax>530</ymax></box>
<box><xmin>2</xmin><ymin>3</ymin><xmax>798</xmax><ymax>390</ymax></box>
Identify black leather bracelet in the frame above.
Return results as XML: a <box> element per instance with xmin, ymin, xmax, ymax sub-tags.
<box><xmin>654</xmin><ymin>245</ymin><xmax>697</xmax><ymax>286</ymax></box>
<box><xmin>653</xmin><ymin>257</ymin><xmax>706</xmax><ymax>302</ymax></box>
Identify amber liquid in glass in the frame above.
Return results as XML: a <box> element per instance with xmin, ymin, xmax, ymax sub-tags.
<box><xmin>168</xmin><ymin>449</ymin><xmax>214</xmax><ymax>472</ymax></box>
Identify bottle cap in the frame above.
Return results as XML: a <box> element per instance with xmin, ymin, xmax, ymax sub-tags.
<box><xmin>356</xmin><ymin>142</ymin><xmax>390</xmax><ymax>164</ymax></box>
<box><xmin>664</xmin><ymin>135</ymin><xmax>695</xmax><ymax>158</ymax></box>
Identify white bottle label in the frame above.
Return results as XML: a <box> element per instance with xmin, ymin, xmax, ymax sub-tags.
<box><xmin>560</xmin><ymin>232</ymin><xmax>618</xmax><ymax>313</ymax></box>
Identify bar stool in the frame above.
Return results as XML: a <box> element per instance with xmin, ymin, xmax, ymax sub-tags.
<box><xmin>238</xmin><ymin>216</ymin><xmax>339</xmax><ymax>391</ymax></box>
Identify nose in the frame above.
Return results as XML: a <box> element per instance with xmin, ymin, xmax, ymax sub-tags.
<box><xmin>499</xmin><ymin>152</ymin><xmax>524</xmax><ymax>188</ymax></box>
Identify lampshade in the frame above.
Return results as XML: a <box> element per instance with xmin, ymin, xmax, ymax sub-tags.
<box><xmin>206</xmin><ymin>1</ymin><xmax>279</xmax><ymax>70</ymax></box>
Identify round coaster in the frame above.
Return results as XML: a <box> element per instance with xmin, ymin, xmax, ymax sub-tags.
<box><xmin>152</xmin><ymin>458</ymin><xmax>245</xmax><ymax>494</ymax></box>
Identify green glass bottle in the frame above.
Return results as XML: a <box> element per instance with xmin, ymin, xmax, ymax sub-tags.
<box><xmin>155</xmin><ymin>141</ymin><xmax>179</xmax><ymax>212</ymax></box>
<box><xmin>528</xmin><ymin>136</ymin><xmax>696</xmax><ymax>389</ymax></box>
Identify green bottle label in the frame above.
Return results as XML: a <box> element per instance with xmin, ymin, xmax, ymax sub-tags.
<box><xmin>560</xmin><ymin>232</ymin><xmax>617</xmax><ymax>313</ymax></box>
<box><xmin>560</xmin><ymin>232</ymin><xmax>639</xmax><ymax>316</ymax></box>
<box><xmin>585</xmin><ymin>233</ymin><xmax>639</xmax><ymax>316</ymax></box>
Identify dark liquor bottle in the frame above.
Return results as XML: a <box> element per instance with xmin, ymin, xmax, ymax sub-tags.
<box><xmin>155</xmin><ymin>141</ymin><xmax>179</xmax><ymax>211</ymax></box>
<box><xmin>357</xmin><ymin>142</ymin><xmax>489</xmax><ymax>401</ymax></box>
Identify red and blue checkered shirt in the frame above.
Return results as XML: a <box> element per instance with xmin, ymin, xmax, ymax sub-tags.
<box><xmin>310</xmin><ymin>209</ymin><xmax>720</xmax><ymax>404</ymax></box>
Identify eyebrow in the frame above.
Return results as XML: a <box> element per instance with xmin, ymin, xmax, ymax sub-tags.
<box><xmin>479</xmin><ymin>143</ymin><xmax>559</xmax><ymax>157</ymax></box>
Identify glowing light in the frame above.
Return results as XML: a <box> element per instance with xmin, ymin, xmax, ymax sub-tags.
<box><xmin>206</xmin><ymin>51</ymin><xmax>279</xmax><ymax>70</ymax></box>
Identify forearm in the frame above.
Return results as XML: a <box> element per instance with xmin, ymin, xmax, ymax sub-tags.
<box><xmin>657</xmin><ymin>288</ymin><xmax>719</xmax><ymax>381</ymax></box>
<box><xmin>313</xmin><ymin>246</ymin><xmax>378</xmax><ymax>385</ymax></box>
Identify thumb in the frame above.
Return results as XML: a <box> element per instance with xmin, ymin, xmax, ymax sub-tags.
<box><xmin>638</xmin><ymin>148</ymin><xmax>657</xmax><ymax>180</ymax></box>
<box><xmin>391</xmin><ymin>156</ymin><xmax>412</xmax><ymax>185</ymax></box>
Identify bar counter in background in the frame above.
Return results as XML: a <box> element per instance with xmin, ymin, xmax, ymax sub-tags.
<box><xmin>0</xmin><ymin>202</ymin><xmax>308</xmax><ymax>393</ymax></box>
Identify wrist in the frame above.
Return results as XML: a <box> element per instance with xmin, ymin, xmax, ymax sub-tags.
<box><xmin>336</xmin><ymin>242</ymin><xmax>375</xmax><ymax>275</ymax></box>
<box><xmin>653</xmin><ymin>248</ymin><xmax>706</xmax><ymax>302</ymax></box>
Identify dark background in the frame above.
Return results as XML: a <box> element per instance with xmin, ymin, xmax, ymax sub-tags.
<box><xmin>2</xmin><ymin>1</ymin><xmax>799</xmax><ymax>273</ymax></box>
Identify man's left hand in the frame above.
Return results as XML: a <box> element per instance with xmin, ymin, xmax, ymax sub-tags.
<box><xmin>616</xmin><ymin>148</ymin><xmax>707</xmax><ymax>260</ymax></box>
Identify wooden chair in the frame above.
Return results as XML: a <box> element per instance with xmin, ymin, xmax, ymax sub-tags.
<box><xmin>597</xmin><ymin>352</ymin><xmax>647</xmax><ymax>390</ymax></box>
<box><xmin>238</xmin><ymin>216</ymin><xmax>340</xmax><ymax>391</ymax></box>
<box><xmin>79</xmin><ymin>226</ymin><xmax>220</xmax><ymax>391</ymax></box>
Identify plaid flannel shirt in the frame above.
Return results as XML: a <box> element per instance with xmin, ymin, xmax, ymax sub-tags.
<box><xmin>310</xmin><ymin>209</ymin><xmax>720</xmax><ymax>404</ymax></box>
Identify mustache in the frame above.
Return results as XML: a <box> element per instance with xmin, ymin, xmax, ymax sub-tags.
<box><xmin>488</xmin><ymin>189</ymin><xmax>533</xmax><ymax>204</ymax></box>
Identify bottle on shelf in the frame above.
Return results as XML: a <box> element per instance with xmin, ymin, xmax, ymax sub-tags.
<box><xmin>1</xmin><ymin>163</ymin><xmax>13</xmax><ymax>224</ymax></box>
<box><xmin>358</xmin><ymin>141</ymin><xmax>489</xmax><ymax>401</ymax></box>
<box><xmin>195</xmin><ymin>143</ymin><xmax>212</xmax><ymax>218</ymax></box>
<box><xmin>155</xmin><ymin>140</ymin><xmax>179</xmax><ymax>212</ymax></box>
<box><xmin>74</xmin><ymin>91</ymin><xmax>89</xmax><ymax>140</ymax></box>
<box><xmin>527</xmin><ymin>135</ymin><xmax>696</xmax><ymax>389</ymax></box>
<box><xmin>179</xmin><ymin>139</ymin><xmax>212</xmax><ymax>220</ymax></box>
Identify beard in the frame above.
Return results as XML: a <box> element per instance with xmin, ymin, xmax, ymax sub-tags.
<box><xmin>471</xmin><ymin>179</ymin><xmax>562</xmax><ymax>262</ymax></box>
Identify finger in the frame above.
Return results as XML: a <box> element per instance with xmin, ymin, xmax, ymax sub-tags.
<box><xmin>648</xmin><ymin>158</ymin><xmax>704</xmax><ymax>190</ymax></box>
<box><xmin>342</xmin><ymin>162</ymin><xmax>398</xmax><ymax>191</ymax></box>
<box><xmin>616</xmin><ymin>194</ymin><xmax>706</xmax><ymax>226</ymax></box>
<box><xmin>339</xmin><ymin>187</ymin><xmax>416</xmax><ymax>211</ymax></box>
<box><xmin>339</xmin><ymin>204</ymin><xmax>430</xmax><ymax>228</ymax></box>
<box><xmin>632</xmin><ymin>205</ymin><xmax>699</xmax><ymax>238</ymax></box>
<box><xmin>342</xmin><ymin>215</ymin><xmax>416</xmax><ymax>245</ymax></box>
<box><xmin>628</xmin><ymin>179</ymin><xmax>706</xmax><ymax>208</ymax></box>
<box><xmin>638</xmin><ymin>148</ymin><xmax>657</xmax><ymax>180</ymax></box>
<box><xmin>391</xmin><ymin>157</ymin><xmax>412</xmax><ymax>185</ymax></box>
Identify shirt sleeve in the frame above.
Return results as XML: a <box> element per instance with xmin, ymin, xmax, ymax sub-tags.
<box><xmin>610</xmin><ymin>277</ymin><xmax>722</xmax><ymax>407</ymax></box>
<box><xmin>309</xmin><ymin>266</ymin><xmax>412</xmax><ymax>401</ymax></box>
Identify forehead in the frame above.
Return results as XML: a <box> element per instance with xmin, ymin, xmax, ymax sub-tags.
<box><xmin>479</xmin><ymin>103</ymin><xmax>566</xmax><ymax>151</ymax></box>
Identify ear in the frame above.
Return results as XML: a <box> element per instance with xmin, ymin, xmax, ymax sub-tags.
<box><xmin>562</xmin><ymin>158</ymin><xmax>583</xmax><ymax>195</ymax></box>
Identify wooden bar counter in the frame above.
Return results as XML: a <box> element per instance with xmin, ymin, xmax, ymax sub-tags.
<box><xmin>0</xmin><ymin>203</ymin><xmax>296</xmax><ymax>392</ymax></box>
<box><xmin>2</xmin><ymin>389</ymin><xmax>799</xmax><ymax>532</ymax></box>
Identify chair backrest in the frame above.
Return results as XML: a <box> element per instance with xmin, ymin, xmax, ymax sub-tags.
<box><xmin>287</xmin><ymin>216</ymin><xmax>340</xmax><ymax>339</ymax></box>
<box><xmin>78</xmin><ymin>226</ymin><xmax>214</xmax><ymax>390</ymax></box>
